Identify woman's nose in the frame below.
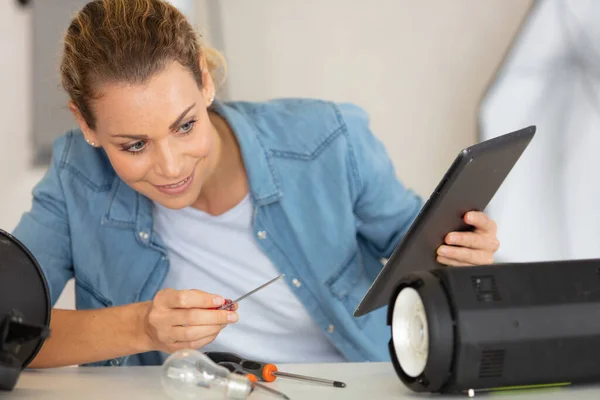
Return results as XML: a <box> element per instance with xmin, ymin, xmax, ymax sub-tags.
<box><xmin>155</xmin><ymin>143</ymin><xmax>183</xmax><ymax>179</ymax></box>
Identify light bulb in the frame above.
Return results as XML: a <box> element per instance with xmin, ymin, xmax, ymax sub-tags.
<box><xmin>162</xmin><ymin>349</ymin><xmax>252</xmax><ymax>400</ymax></box>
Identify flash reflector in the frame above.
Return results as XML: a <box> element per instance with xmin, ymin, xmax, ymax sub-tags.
<box><xmin>392</xmin><ymin>287</ymin><xmax>429</xmax><ymax>378</ymax></box>
<box><xmin>0</xmin><ymin>229</ymin><xmax>51</xmax><ymax>391</ymax></box>
<box><xmin>387</xmin><ymin>259</ymin><xmax>600</xmax><ymax>395</ymax></box>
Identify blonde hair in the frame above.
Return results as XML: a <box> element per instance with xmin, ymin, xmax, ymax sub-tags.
<box><xmin>60</xmin><ymin>0</ymin><xmax>226</xmax><ymax>129</ymax></box>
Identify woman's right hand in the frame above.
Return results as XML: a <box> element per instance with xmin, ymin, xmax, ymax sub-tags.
<box><xmin>141</xmin><ymin>288</ymin><xmax>239</xmax><ymax>353</ymax></box>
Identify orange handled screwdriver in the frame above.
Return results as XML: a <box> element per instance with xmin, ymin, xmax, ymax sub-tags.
<box><xmin>218</xmin><ymin>361</ymin><xmax>290</xmax><ymax>400</ymax></box>
<box><xmin>257</xmin><ymin>364</ymin><xmax>346</xmax><ymax>388</ymax></box>
<box><xmin>205</xmin><ymin>352</ymin><xmax>346</xmax><ymax>388</ymax></box>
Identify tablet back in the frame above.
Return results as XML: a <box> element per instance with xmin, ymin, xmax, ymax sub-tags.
<box><xmin>353</xmin><ymin>126</ymin><xmax>536</xmax><ymax>317</ymax></box>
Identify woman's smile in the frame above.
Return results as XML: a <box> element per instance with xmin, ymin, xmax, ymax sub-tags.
<box><xmin>154</xmin><ymin>170</ymin><xmax>194</xmax><ymax>195</ymax></box>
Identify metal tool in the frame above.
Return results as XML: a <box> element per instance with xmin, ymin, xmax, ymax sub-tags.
<box><xmin>271</xmin><ymin>371</ymin><xmax>346</xmax><ymax>388</ymax></box>
<box><xmin>217</xmin><ymin>274</ymin><xmax>285</xmax><ymax>310</ymax></box>
<box><xmin>218</xmin><ymin>361</ymin><xmax>291</xmax><ymax>399</ymax></box>
<box><xmin>205</xmin><ymin>352</ymin><xmax>347</xmax><ymax>388</ymax></box>
<box><xmin>253</xmin><ymin>381</ymin><xmax>291</xmax><ymax>400</ymax></box>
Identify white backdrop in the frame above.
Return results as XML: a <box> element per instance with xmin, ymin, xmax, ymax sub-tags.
<box><xmin>480</xmin><ymin>0</ymin><xmax>600</xmax><ymax>262</ymax></box>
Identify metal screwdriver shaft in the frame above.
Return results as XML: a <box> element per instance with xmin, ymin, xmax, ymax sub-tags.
<box><xmin>253</xmin><ymin>381</ymin><xmax>291</xmax><ymax>400</ymax></box>
<box><xmin>217</xmin><ymin>274</ymin><xmax>285</xmax><ymax>310</ymax></box>
<box><xmin>273</xmin><ymin>371</ymin><xmax>346</xmax><ymax>388</ymax></box>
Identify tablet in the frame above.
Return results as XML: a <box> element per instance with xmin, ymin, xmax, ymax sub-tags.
<box><xmin>353</xmin><ymin>125</ymin><xmax>536</xmax><ymax>317</ymax></box>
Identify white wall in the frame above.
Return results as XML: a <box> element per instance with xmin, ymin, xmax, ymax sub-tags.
<box><xmin>0</xmin><ymin>1</ymin><xmax>530</xmax><ymax>312</ymax></box>
<box><xmin>0</xmin><ymin>2</ymin><xmax>37</xmax><ymax>230</ymax></box>
<box><xmin>480</xmin><ymin>0</ymin><xmax>600</xmax><ymax>263</ymax></box>
<box><xmin>0</xmin><ymin>1</ymin><xmax>75</xmax><ymax>310</ymax></box>
<box><xmin>208</xmin><ymin>0</ymin><xmax>532</xmax><ymax>197</ymax></box>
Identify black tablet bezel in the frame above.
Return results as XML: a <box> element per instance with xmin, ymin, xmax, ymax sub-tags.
<box><xmin>353</xmin><ymin>126</ymin><xmax>536</xmax><ymax>317</ymax></box>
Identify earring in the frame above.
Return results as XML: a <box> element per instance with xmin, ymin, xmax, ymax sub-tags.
<box><xmin>86</xmin><ymin>138</ymin><xmax>96</xmax><ymax>147</ymax></box>
<box><xmin>208</xmin><ymin>92</ymin><xmax>215</xmax><ymax>106</ymax></box>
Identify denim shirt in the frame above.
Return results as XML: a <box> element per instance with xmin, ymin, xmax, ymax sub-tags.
<box><xmin>12</xmin><ymin>98</ymin><xmax>423</xmax><ymax>367</ymax></box>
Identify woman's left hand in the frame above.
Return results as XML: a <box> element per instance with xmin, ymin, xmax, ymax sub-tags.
<box><xmin>436</xmin><ymin>211</ymin><xmax>500</xmax><ymax>267</ymax></box>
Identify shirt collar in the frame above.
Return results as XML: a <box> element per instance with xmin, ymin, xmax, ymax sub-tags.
<box><xmin>210</xmin><ymin>100</ymin><xmax>282</xmax><ymax>205</ymax></box>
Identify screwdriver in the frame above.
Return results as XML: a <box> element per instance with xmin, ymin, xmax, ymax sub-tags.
<box><xmin>218</xmin><ymin>361</ymin><xmax>291</xmax><ymax>400</ymax></box>
<box><xmin>253</xmin><ymin>381</ymin><xmax>291</xmax><ymax>400</ymax></box>
<box><xmin>260</xmin><ymin>365</ymin><xmax>346</xmax><ymax>388</ymax></box>
<box><xmin>205</xmin><ymin>352</ymin><xmax>346</xmax><ymax>388</ymax></box>
<box><xmin>217</xmin><ymin>274</ymin><xmax>285</xmax><ymax>310</ymax></box>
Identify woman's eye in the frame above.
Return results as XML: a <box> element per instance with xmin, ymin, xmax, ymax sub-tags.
<box><xmin>179</xmin><ymin>120</ymin><xmax>196</xmax><ymax>134</ymax></box>
<box><xmin>126</xmin><ymin>141</ymin><xmax>147</xmax><ymax>153</ymax></box>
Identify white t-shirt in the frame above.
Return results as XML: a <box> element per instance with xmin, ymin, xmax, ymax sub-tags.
<box><xmin>152</xmin><ymin>194</ymin><xmax>346</xmax><ymax>363</ymax></box>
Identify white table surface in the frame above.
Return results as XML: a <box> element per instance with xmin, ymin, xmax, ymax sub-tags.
<box><xmin>6</xmin><ymin>362</ymin><xmax>600</xmax><ymax>400</ymax></box>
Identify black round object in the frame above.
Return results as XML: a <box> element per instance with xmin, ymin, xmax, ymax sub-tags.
<box><xmin>0</xmin><ymin>229</ymin><xmax>51</xmax><ymax>368</ymax></box>
<box><xmin>387</xmin><ymin>271</ymin><xmax>454</xmax><ymax>393</ymax></box>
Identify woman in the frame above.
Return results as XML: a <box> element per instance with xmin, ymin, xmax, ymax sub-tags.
<box><xmin>13</xmin><ymin>0</ymin><xmax>500</xmax><ymax>368</ymax></box>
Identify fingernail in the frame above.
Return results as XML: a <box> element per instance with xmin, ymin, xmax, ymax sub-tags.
<box><xmin>447</xmin><ymin>234</ymin><xmax>455</xmax><ymax>244</ymax></box>
<box><xmin>228</xmin><ymin>313</ymin><xmax>239</xmax><ymax>322</ymax></box>
<box><xmin>439</xmin><ymin>246</ymin><xmax>448</xmax><ymax>256</ymax></box>
<box><xmin>213</xmin><ymin>297</ymin><xmax>224</xmax><ymax>306</ymax></box>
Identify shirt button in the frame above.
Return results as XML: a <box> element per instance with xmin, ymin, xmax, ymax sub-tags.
<box><xmin>161</xmin><ymin>255</ymin><xmax>168</xmax><ymax>261</ymax></box>
<box><xmin>257</xmin><ymin>231</ymin><xmax>267</xmax><ymax>240</ymax></box>
<box><xmin>139</xmin><ymin>231</ymin><xmax>149</xmax><ymax>241</ymax></box>
<box><xmin>110</xmin><ymin>359</ymin><xmax>120</xmax><ymax>366</ymax></box>
<box><xmin>327</xmin><ymin>325</ymin><xmax>335</xmax><ymax>334</ymax></box>
<box><xmin>292</xmin><ymin>278</ymin><xmax>301</xmax><ymax>288</ymax></box>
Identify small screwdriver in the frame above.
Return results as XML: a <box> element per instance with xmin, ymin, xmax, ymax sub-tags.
<box><xmin>239</xmin><ymin>357</ymin><xmax>346</xmax><ymax>387</ymax></box>
<box><xmin>218</xmin><ymin>361</ymin><xmax>291</xmax><ymax>400</ymax></box>
<box><xmin>261</xmin><ymin>365</ymin><xmax>346</xmax><ymax>388</ymax></box>
<box><xmin>217</xmin><ymin>274</ymin><xmax>285</xmax><ymax>310</ymax></box>
<box><xmin>205</xmin><ymin>352</ymin><xmax>347</xmax><ymax>388</ymax></box>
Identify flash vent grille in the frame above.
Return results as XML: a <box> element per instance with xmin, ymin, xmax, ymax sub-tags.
<box><xmin>479</xmin><ymin>349</ymin><xmax>505</xmax><ymax>378</ymax></box>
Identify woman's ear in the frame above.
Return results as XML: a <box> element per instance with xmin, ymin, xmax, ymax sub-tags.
<box><xmin>68</xmin><ymin>101</ymin><xmax>100</xmax><ymax>147</ymax></box>
<box><xmin>199</xmin><ymin>53</ymin><xmax>216</xmax><ymax>108</ymax></box>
